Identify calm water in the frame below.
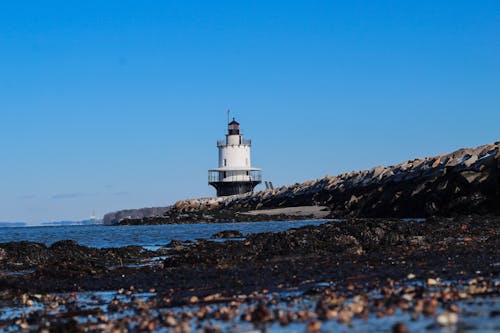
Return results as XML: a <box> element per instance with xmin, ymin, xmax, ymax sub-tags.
<box><xmin>0</xmin><ymin>220</ymin><xmax>329</xmax><ymax>248</ymax></box>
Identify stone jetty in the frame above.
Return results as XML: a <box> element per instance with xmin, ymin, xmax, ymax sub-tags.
<box><xmin>108</xmin><ymin>142</ymin><xmax>500</xmax><ymax>225</ymax></box>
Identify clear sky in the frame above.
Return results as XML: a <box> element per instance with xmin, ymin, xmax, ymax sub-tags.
<box><xmin>0</xmin><ymin>1</ymin><xmax>498</xmax><ymax>223</ymax></box>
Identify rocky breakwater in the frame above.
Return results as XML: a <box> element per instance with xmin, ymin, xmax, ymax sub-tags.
<box><xmin>117</xmin><ymin>142</ymin><xmax>500</xmax><ymax>224</ymax></box>
<box><xmin>181</xmin><ymin>142</ymin><xmax>500</xmax><ymax>217</ymax></box>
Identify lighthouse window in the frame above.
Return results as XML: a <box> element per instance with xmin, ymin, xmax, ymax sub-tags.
<box><xmin>224</xmin><ymin>159</ymin><xmax>227</xmax><ymax>166</ymax></box>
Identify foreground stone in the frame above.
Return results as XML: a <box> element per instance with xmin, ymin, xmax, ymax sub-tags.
<box><xmin>210</xmin><ymin>230</ymin><xmax>244</xmax><ymax>239</ymax></box>
<box><xmin>0</xmin><ymin>240</ymin><xmax>162</xmax><ymax>272</ymax></box>
<box><xmin>1</xmin><ymin>277</ymin><xmax>497</xmax><ymax>332</ymax></box>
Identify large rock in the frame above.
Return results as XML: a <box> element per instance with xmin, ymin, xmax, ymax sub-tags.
<box><xmin>0</xmin><ymin>247</ymin><xmax>7</xmax><ymax>261</ymax></box>
<box><xmin>0</xmin><ymin>240</ymin><xmax>156</xmax><ymax>272</ymax></box>
<box><xmin>211</xmin><ymin>230</ymin><xmax>244</xmax><ymax>239</ymax></box>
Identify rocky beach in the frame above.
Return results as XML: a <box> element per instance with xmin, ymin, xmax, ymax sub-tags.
<box><xmin>1</xmin><ymin>142</ymin><xmax>499</xmax><ymax>332</ymax></box>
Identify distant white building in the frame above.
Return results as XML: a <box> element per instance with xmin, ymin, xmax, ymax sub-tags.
<box><xmin>208</xmin><ymin>118</ymin><xmax>262</xmax><ymax>196</ymax></box>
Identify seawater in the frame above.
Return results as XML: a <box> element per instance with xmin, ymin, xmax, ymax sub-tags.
<box><xmin>0</xmin><ymin>220</ymin><xmax>329</xmax><ymax>248</ymax></box>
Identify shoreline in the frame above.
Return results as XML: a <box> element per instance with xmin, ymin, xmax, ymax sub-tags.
<box><xmin>2</xmin><ymin>215</ymin><xmax>498</xmax><ymax>293</ymax></box>
<box><xmin>0</xmin><ymin>214</ymin><xmax>498</xmax><ymax>331</ymax></box>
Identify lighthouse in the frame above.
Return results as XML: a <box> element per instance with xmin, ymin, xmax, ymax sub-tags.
<box><xmin>208</xmin><ymin>118</ymin><xmax>262</xmax><ymax>196</ymax></box>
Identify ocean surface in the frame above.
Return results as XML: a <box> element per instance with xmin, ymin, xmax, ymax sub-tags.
<box><xmin>0</xmin><ymin>220</ymin><xmax>329</xmax><ymax>249</ymax></box>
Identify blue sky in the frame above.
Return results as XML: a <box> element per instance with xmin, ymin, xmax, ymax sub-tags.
<box><xmin>0</xmin><ymin>1</ymin><xmax>498</xmax><ymax>223</ymax></box>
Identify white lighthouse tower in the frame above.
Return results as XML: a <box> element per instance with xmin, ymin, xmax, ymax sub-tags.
<box><xmin>208</xmin><ymin>117</ymin><xmax>262</xmax><ymax>196</ymax></box>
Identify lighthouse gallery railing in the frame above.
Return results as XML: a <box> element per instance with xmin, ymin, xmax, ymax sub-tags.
<box><xmin>208</xmin><ymin>170</ymin><xmax>262</xmax><ymax>183</ymax></box>
<box><xmin>217</xmin><ymin>139</ymin><xmax>252</xmax><ymax>147</ymax></box>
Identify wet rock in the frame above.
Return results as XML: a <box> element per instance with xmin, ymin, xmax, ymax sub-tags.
<box><xmin>332</xmin><ymin>235</ymin><xmax>363</xmax><ymax>254</ymax></box>
<box><xmin>423</xmin><ymin>299</ymin><xmax>438</xmax><ymax>316</ymax></box>
<box><xmin>490</xmin><ymin>310</ymin><xmax>500</xmax><ymax>318</ymax></box>
<box><xmin>306</xmin><ymin>320</ymin><xmax>321</xmax><ymax>332</ymax></box>
<box><xmin>460</xmin><ymin>171</ymin><xmax>482</xmax><ymax>184</ymax></box>
<box><xmin>0</xmin><ymin>248</ymin><xmax>7</xmax><ymax>261</ymax></box>
<box><xmin>337</xmin><ymin>308</ymin><xmax>353</xmax><ymax>323</ymax></box>
<box><xmin>0</xmin><ymin>241</ymin><xmax>49</xmax><ymax>270</ymax></box>
<box><xmin>0</xmin><ymin>239</ymin><xmax>158</xmax><ymax>276</ymax></box>
<box><xmin>49</xmin><ymin>318</ymin><xmax>85</xmax><ymax>333</ymax></box>
<box><xmin>250</xmin><ymin>302</ymin><xmax>273</xmax><ymax>323</ymax></box>
<box><xmin>436</xmin><ymin>311</ymin><xmax>458</xmax><ymax>326</ymax></box>
<box><xmin>427</xmin><ymin>278</ymin><xmax>438</xmax><ymax>286</ymax></box>
<box><xmin>211</xmin><ymin>230</ymin><xmax>244</xmax><ymax>239</ymax></box>
<box><xmin>166</xmin><ymin>240</ymin><xmax>185</xmax><ymax>247</ymax></box>
<box><xmin>464</xmin><ymin>154</ymin><xmax>478</xmax><ymax>167</ymax></box>
<box><xmin>392</xmin><ymin>322</ymin><xmax>410</xmax><ymax>333</ymax></box>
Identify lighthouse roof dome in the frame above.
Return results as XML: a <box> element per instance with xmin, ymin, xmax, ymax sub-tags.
<box><xmin>228</xmin><ymin>118</ymin><xmax>239</xmax><ymax>125</ymax></box>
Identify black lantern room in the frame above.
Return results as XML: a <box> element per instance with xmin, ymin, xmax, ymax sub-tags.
<box><xmin>228</xmin><ymin>118</ymin><xmax>240</xmax><ymax>135</ymax></box>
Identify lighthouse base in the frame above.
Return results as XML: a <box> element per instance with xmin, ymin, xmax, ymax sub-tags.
<box><xmin>209</xmin><ymin>181</ymin><xmax>261</xmax><ymax>197</ymax></box>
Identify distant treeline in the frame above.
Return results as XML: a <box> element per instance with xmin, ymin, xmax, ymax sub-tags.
<box><xmin>102</xmin><ymin>206</ymin><xmax>172</xmax><ymax>225</ymax></box>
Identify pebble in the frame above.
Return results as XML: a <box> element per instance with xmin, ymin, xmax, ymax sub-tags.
<box><xmin>165</xmin><ymin>315</ymin><xmax>178</xmax><ymax>326</ymax></box>
<box><xmin>392</xmin><ymin>322</ymin><xmax>410</xmax><ymax>333</ymax></box>
<box><xmin>1</xmin><ymin>265</ymin><xmax>498</xmax><ymax>333</ymax></box>
<box><xmin>306</xmin><ymin>320</ymin><xmax>321</xmax><ymax>332</ymax></box>
<box><xmin>427</xmin><ymin>278</ymin><xmax>438</xmax><ymax>286</ymax></box>
<box><xmin>423</xmin><ymin>299</ymin><xmax>438</xmax><ymax>316</ymax></box>
<box><xmin>337</xmin><ymin>308</ymin><xmax>354</xmax><ymax>323</ymax></box>
<box><xmin>436</xmin><ymin>311</ymin><xmax>458</xmax><ymax>326</ymax></box>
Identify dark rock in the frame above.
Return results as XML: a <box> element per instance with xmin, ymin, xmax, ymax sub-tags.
<box><xmin>165</xmin><ymin>240</ymin><xmax>184</xmax><ymax>247</ymax></box>
<box><xmin>0</xmin><ymin>241</ymin><xmax>49</xmax><ymax>270</ymax></box>
<box><xmin>0</xmin><ymin>239</ymin><xmax>154</xmax><ymax>275</ymax></box>
<box><xmin>211</xmin><ymin>230</ymin><xmax>244</xmax><ymax>239</ymax></box>
<box><xmin>0</xmin><ymin>248</ymin><xmax>7</xmax><ymax>261</ymax></box>
<box><xmin>49</xmin><ymin>318</ymin><xmax>85</xmax><ymax>333</ymax></box>
<box><xmin>250</xmin><ymin>302</ymin><xmax>273</xmax><ymax>323</ymax></box>
<box><xmin>490</xmin><ymin>310</ymin><xmax>500</xmax><ymax>318</ymax></box>
<box><xmin>392</xmin><ymin>322</ymin><xmax>410</xmax><ymax>333</ymax></box>
<box><xmin>460</xmin><ymin>171</ymin><xmax>482</xmax><ymax>184</ymax></box>
<box><xmin>2</xmin><ymin>215</ymin><xmax>499</xmax><ymax>297</ymax></box>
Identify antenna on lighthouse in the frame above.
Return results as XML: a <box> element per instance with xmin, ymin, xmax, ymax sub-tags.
<box><xmin>227</xmin><ymin>109</ymin><xmax>230</xmax><ymax>125</ymax></box>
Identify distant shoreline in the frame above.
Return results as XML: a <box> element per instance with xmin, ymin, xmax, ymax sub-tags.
<box><xmin>0</xmin><ymin>222</ymin><xmax>26</xmax><ymax>228</ymax></box>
